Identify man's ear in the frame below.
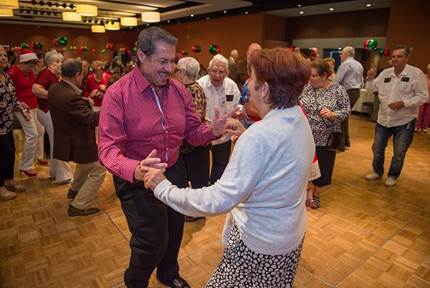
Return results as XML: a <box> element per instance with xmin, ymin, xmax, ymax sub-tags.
<box><xmin>137</xmin><ymin>49</ymin><xmax>146</xmax><ymax>63</ymax></box>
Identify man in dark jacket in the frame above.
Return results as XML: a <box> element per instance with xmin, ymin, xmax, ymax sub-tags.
<box><xmin>48</xmin><ymin>58</ymin><xmax>106</xmax><ymax>216</ymax></box>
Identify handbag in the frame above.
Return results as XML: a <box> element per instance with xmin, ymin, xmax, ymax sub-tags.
<box><xmin>327</xmin><ymin>131</ymin><xmax>343</xmax><ymax>152</ymax></box>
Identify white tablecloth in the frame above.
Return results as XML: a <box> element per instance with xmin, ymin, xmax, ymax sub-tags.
<box><xmin>352</xmin><ymin>89</ymin><xmax>375</xmax><ymax>112</ymax></box>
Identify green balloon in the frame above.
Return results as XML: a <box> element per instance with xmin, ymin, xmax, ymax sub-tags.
<box><xmin>58</xmin><ymin>36</ymin><xmax>68</xmax><ymax>47</ymax></box>
<box><xmin>377</xmin><ymin>48</ymin><xmax>385</xmax><ymax>55</ymax></box>
<box><xmin>100</xmin><ymin>48</ymin><xmax>107</xmax><ymax>54</ymax></box>
<box><xmin>21</xmin><ymin>43</ymin><xmax>29</xmax><ymax>49</ymax></box>
<box><xmin>368</xmin><ymin>39</ymin><xmax>378</xmax><ymax>49</ymax></box>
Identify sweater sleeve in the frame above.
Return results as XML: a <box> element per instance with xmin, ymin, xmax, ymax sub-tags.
<box><xmin>154</xmin><ymin>132</ymin><xmax>266</xmax><ymax>217</ymax></box>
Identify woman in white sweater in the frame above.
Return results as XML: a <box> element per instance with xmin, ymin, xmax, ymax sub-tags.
<box><xmin>144</xmin><ymin>48</ymin><xmax>314</xmax><ymax>287</ymax></box>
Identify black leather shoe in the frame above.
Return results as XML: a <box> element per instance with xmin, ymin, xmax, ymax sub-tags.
<box><xmin>184</xmin><ymin>216</ymin><xmax>205</xmax><ymax>222</ymax></box>
<box><xmin>158</xmin><ymin>276</ymin><xmax>191</xmax><ymax>288</ymax></box>
<box><xmin>68</xmin><ymin>205</ymin><xmax>100</xmax><ymax>217</ymax></box>
<box><xmin>67</xmin><ymin>189</ymin><xmax>78</xmax><ymax>199</ymax></box>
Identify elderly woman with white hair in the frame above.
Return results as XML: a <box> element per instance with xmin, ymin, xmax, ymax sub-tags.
<box><xmin>32</xmin><ymin>50</ymin><xmax>73</xmax><ymax>184</ymax></box>
<box><xmin>197</xmin><ymin>54</ymin><xmax>241</xmax><ymax>184</ymax></box>
<box><xmin>175</xmin><ymin>57</ymin><xmax>209</xmax><ymax>221</ymax></box>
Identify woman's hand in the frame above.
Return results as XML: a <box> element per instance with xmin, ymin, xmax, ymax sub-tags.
<box><xmin>320</xmin><ymin>108</ymin><xmax>336</xmax><ymax>121</ymax></box>
<box><xmin>22</xmin><ymin>109</ymin><xmax>31</xmax><ymax>121</ymax></box>
<box><xmin>143</xmin><ymin>167</ymin><xmax>167</xmax><ymax>190</ymax></box>
<box><xmin>225</xmin><ymin>118</ymin><xmax>246</xmax><ymax>142</ymax></box>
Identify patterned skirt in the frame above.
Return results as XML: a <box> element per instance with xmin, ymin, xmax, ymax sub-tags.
<box><xmin>205</xmin><ymin>224</ymin><xmax>304</xmax><ymax>288</ymax></box>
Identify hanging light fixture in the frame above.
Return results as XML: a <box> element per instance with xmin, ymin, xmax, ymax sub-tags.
<box><xmin>0</xmin><ymin>0</ymin><xmax>19</xmax><ymax>9</ymax></box>
<box><xmin>76</xmin><ymin>4</ymin><xmax>97</xmax><ymax>17</ymax></box>
<box><xmin>105</xmin><ymin>21</ymin><xmax>120</xmax><ymax>30</ymax></box>
<box><xmin>0</xmin><ymin>8</ymin><xmax>13</xmax><ymax>16</ymax></box>
<box><xmin>91</xmin><ymin>25</ymin><xmax>105</xmax><ymax>33</ymax></box>
<box><xmin>62</xmin><ymin>11</ymin><xmax>82</xmax><ymax>21</ymax></box>
<box><xmin>141</xmin><ymin>11</ymin><xmax>160</xmax><ymax>23</ymax></box>
<box><xmin>120</xmin><ymin>16</ymin><xmax>137</xmax><ymax>27</ymax></box>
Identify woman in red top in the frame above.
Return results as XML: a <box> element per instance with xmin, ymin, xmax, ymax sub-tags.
<box><xmin>84</xmin><ymin>60</ymin><xmax>110</xmax><ymax>109</ymax></box>
<box><xmin>7</xmin><ymin>50</ymin><xmax>44</xmax><ymax>177</ymax></box>
<box><xmin>32</xmin><ymin>50</ymin><xmax>73</xmax><ymax>184</ymax></box>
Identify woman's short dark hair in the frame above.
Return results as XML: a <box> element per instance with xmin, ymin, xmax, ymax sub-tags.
<box><xmin>62</xmin><ymin>58</ymin><xmax>82</xmax><ymax>77</ymax></box>
<box><xmin>248</xmin><ymin>47</ymin><xmax>310</xmax><ymax>109</ymax></box>
<box><xmin>137</xmin><ymin>26</ymin><xmax>177</xmax><ymax>56</ymax></box>
<box><xmin>311</xmin><ymin>58</ymin><xmax>333</xmax><ymax>78</ymax></box>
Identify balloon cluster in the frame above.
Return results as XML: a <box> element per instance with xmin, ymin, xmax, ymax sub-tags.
<box><xmin>32</xmin><ymin>41</ymin><xmax>44</xmax><ymax>51</ymax></box>
<box><xmin>79</xmin><ymin>46</ymin><xmax>89</xmax><ymax>54</ymax></box>
<box><xmin>20</xmin><ymin>43</ymin><xmax>29</xmax><ymax>49</ymax></box>
<box><xmin>363</xmin><ymin>38</ymin><xmax>390</xmax><ymax>56</ymax></box>
<box><xmin>180</xmin><ymin>49</ymin><xmax>188</xmax><ymax>56</ymax></box>
<box><xmin>106</xmin><ymin>42</ymin><xmax>114</xmax><ymax>51</ymax></box>
<box><xmin>68</xmin><ymin>45</ymin><xmax>77</xmax><ymax>52</ymax></box>
<box><xmin>208</xmin><ymin>44</ymin><xmax>220</xmax><ymax>55</ymax></box>
<box><xmin>191</xmin><ymin>45</ymin><xmax>201</xmax><ymax>53</ymax></box>
<box><xmin>118</xmin><ymin>47</ymin><xmax>127</xmax><ymax>55</ymax></box>
<box><xmin>52</xmin><ymin>36</ymin><xmax>68</xmax><ymax>47</ymax></box>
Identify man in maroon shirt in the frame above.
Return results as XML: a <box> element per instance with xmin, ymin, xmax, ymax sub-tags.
<box><xmin>99</xmin><ymin>27</ymin><xmax>228</xmax><ymax>288</ymax></box>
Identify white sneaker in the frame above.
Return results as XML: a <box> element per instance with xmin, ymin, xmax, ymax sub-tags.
<box><xmin>365</xmin><ymin>172</ymin><xmax>381</xmax><ymax>181</ymax></box>
<box><xmin>385</xmin><ymin>177</ymin><xmax>397</xmax><ymax>187</ymax></box>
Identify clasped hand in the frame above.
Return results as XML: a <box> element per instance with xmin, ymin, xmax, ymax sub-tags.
<box><xmin>134</xmin><ymin>149</ymin><xmax>167</xmax><ymax>190</ymax></box>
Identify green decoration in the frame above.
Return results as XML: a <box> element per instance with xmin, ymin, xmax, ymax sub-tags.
<box><xmin>58</xmin><ymin>36</ymin><xmax>68</xmax><ymax>47</ymax></box>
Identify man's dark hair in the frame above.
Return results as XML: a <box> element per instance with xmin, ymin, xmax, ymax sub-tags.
<box><xmin>392</xmin><ymin>45</ymin><xmax>412</xmax><ymax>56</ymax></box>
<box><xmin>62</xmin><ymin>58</ymin><xmax>82</xmax><ymax>77</ymax></box>
<box><xmin>137</xmin><ymin>26</ymin><xmax>177</xmax><ymax>56</ymax></box>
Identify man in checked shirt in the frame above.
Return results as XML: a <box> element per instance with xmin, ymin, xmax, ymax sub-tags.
<box><xmin>365</xmin><ymin>45</ymin><xmax>428</xmax><ymax>187</ymax></box>
<box><xmin>98</xmin><ymin>27</ymin><xmax>229</xmax><ymax>288</ymax></box>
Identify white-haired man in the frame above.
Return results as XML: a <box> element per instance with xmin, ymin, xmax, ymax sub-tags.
<box><xmin>198</xmin><ymin>54</ymin><xmax>240</xmax><ymax>184</ymax></box>
<box><xmin>335</xmin><ymin>46</ymin><xmax>363</xmax><ymax>149</ymax></box>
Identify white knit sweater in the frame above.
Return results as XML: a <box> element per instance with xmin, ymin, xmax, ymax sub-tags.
<box><xmin>154</xmin><ymin>106</ymin><xmax>315</xmax><ymax>255</ymax></box>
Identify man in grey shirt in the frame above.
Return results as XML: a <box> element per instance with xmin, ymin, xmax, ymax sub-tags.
<box><xmin>335</xmin><ymin>46</ymin><xmax>364</xmax><ymax>149</ymax></box>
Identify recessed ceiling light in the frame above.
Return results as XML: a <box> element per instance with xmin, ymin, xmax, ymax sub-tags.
<box><xmin>190</xmin><ymin>14</ymin><xmax>194</xmax><ymax>17</ymax></box>
<box><xmin>244</xmin><ymin>11</ymin><xmax>248</xmax><ymax>15</ymax></box>
<box><xmin>299</xmin><ymin>11</ymin><xmax>304</xmax><ymax>15</ymax></box>
<box><xmin>298</xmin><ymin>4</ymin><xmax>302</xmax><ymax>8</ymax></box>
<box><xmin>366</xmin><ymin>3</ymin><xmax>372</xmax><ymax>7</ymax></box>
<box><xmin>167</xmin><ymin>19</ymin><xmax>170</xmax><ymax>23</ymax></box>
<box><xmin>329</xmin><ymin>7</ymin><xmax>334</xmax><ymax>11</ymax></box>
<box><xmin>206</xmin><ymin>16</ymin><xmax>210</xmax><ymax>20</ymax></box>
<box><xmin>223</xmin><ymin>10</ymin><xmax>227</xmax><ymax>14</ymax></box>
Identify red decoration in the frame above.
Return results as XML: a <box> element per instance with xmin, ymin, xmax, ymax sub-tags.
<box><xmin>52</xmin><ymin>38</ymin><xmax>59</xmax><ymax>47</ymax></box>
<box><xmin>383</xmin><ymin>49</ymin><xmax>390</xmax><ymax>56</ymax></box>
<box><xmin>106</xmin><ymin>42</ymin><xmax>114</xmax><ymax>50</ymax></box>
<box><xmin>91</xmin><ymin>48</ymin><xmax>96</xmax><ymax>54</ymax></box>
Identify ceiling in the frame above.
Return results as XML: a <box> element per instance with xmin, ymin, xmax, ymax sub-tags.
<box><xmin>0</xmin><ymin>0</ymin><xmax>391</xmax><ymax>30</ymax></box>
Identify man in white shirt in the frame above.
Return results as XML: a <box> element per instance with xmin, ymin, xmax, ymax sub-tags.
<box><xmin>365</xmin><ymin>45</ymin><xmax>428</xmax><ymax>186</ymax></box>
<box><xmin>335</xmin><ymin>46</ymin><xmax>364</xmax><ymax>149</ymax></box>
<box><xmin>198</xmin><ymin>54</ymin><xmax>240</xmax><ymax>184</ymax></box>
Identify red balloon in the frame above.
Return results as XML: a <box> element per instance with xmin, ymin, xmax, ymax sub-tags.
<box><xmin>91</xmin><ymin>48</ymin><xmax>96</xmax><ymax>54</ymax></box>
<box><xmin>106</xmin><ymin>43</ymin><xmax>114</xmax><ymax>50</ymax></box>
<box><xmin>383</xmin><ymin>49</ymin><xmax>390</xmax><ymax>56</ymax></box>
<box><xmin>363</xmin><ymin>39</ymin><xmax>370</xmax><ymax>49</ymax></box>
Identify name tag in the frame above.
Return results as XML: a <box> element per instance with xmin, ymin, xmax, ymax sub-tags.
<box><xmin>384</xmin><ymin>78</ymin><xmax>391</xmax><ymax>83</ymax></box>
<box><xmin>401</xmin><ymin>76</ymin><xmax>410</xmax><ymax>82</ymax></box>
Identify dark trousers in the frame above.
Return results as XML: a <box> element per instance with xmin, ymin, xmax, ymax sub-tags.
<box><xmin>0</xmin><ymin>131</ymin><xmax>15</xmax><ymax>187</ymax></box>
<box><xmin>210</xmin><ymin>140</ymin><xmax>231</xmax><ymax>184</ymax></box>
<box><xmin>182</xmin><ymin>145</ymin><xmax>210</xmax><ymax>188</ymax></box>
<box><xmin>341</xmin><ymin>88</ymin><xmax>360</xmax><ymax>148</ymax></box>
<box><xmin>372</xmin><ymin>119</ymin><xmax>415</xmax><ymax>178</ymax></box>
<box><xmin>114</xmin><ymin>158</ymin><xmax>187</xmax><ymax>288</ymax></box>
<box><xmin>313</xmin><ymin>146</ymin><xmax>337</xmax><ymax>187</ymax></box>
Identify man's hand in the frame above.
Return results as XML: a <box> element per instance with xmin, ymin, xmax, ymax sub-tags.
<box><xmin>134</xmin><ymin>149</ymin><xmax>168</xmax><ymax>181</ymax></box>
<box><xmin>225</xmin><ymin>118</ymin><xmax>246</xmax><ymax>142</ymax></box>
<box><xmin>143</xmin><ymin>167</ymin><xmax>166</xmax><ymax>190</ymax></box>
<box><xmin>82</xmin><ymin>97</ymin><xmax>95</xmax><ymax>107</ymax></box>
<box><xmin>212</xmin><ymin>106</ymin><xmax>240</xmax><ymax>137</ymax></box>
<box><xmin>320</xmin><ymin>108</ymin><xmax>336</xmax><ymax>120</ymax></box>
<box><xmin>388</xmin><ymin>101</ymin><xmax>405</xmax><ymax>110</ymax></box>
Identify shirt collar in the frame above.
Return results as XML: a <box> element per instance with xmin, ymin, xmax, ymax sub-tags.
<box><xmin>389</xmin><ymin>64</ymin><xmax>409</xmax><ymax>77</ymax></box>
<box><xmin>131</xmin><ymin>65</ymin><xmax>171</xmax><ymax>93</ymax></box>
<box><xmin>62</xmin><ymin>79</ymin><xmax>82</xmax><ymax>95</ymax></box>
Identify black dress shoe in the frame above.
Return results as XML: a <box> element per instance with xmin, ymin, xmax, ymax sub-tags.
<box><xmin>158</xmin><ymin>276</ymin><xmax>191</xmax><ymax>288</ymax></box>
<box><xmin>67</xmin><ymin>189</ymin><xmax>78</xmax><ymax>199</ymax></box>
<box><xmin>68</xmin><ymin>205</ymin><xmax>100</xmax><ymax>217</ymax></box>
<box><xmin>184</xmin><ymin>215</ymin><xmax>205</xmax><ymax>222</ymax></box>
